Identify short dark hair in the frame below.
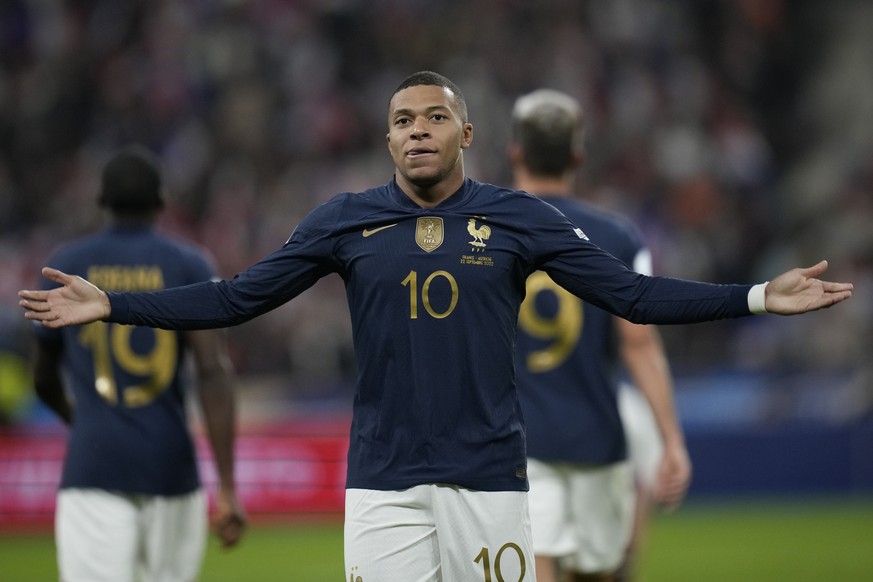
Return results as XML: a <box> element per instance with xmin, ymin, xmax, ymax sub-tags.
<box><xmin>98</xmin><ymin>145</ymin><xmax>164</xmax><ymax>214</ymax></box>
<box><xmin>390</xmin><ymin>71</ymin><xmax>468</xmax><ymax>122</ymax></box>
<box><xmin>511</xmin><ymin>89</ymin><xmax>583</xmax><ymax>177</ymax></box>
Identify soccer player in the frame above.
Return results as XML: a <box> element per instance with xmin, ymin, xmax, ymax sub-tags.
<box><xmin>510</xmin><ymin>89</ymin><xmax>688</xmax><ymax>582</ymax></box>
<box><xmin>20</xmin><ymin>72</ymin><xmax>852</xmax><ymax>582</ymax></box>
<box><xmin>30</xmin><ymin>146</ymin><xmax>246</xmax><ymax>582</ymax></box>
<box><xmin>617</xmin><ymin>382</ymin><xmax>666</xmax><ymax>582</ymax></box>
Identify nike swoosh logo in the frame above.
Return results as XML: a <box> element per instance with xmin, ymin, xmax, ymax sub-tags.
<box><xmin>362</xmin><ymin>224</ymin><xmax>398</xmax><ymax>237</ymax></box>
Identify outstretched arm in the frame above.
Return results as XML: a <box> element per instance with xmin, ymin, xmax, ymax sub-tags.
<box><xmin>19</xmin><ymin>267</ymin><xmax>110</xmax><ymax>328</ymax></box>
<box><xmin>764</xmin><ymin>260</ymin><xmax>853</xmax><ymax>314</ymax></box>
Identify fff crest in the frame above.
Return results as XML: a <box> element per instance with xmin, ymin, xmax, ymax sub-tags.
<box><xmin>415</xmin><ymin>217</ymin><xmax>444</xmax><ymax>252</ymax></box>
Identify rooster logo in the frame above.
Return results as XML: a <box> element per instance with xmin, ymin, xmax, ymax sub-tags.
<box><xmin>467</xmin><ymin>218</ymin><xmax>491</xmax><ymax>250</ymax></box>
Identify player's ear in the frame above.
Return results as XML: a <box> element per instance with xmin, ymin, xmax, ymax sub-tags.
<box><xmin>460</xmin><ymin>122</ymin><xmax>473</xmax><ymax>149</ymax></box>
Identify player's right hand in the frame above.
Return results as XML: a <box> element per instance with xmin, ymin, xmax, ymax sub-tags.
<box><xmin>18</xmin><ymin>267</ymin><xmax>111</xmax><ymax>328</ymax></box>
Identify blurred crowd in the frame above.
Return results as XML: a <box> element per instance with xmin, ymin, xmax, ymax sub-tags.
<box><xmin>1</xmin><ymin>0</ymin><xmax>871</xmax><ymax>425</ymax></box>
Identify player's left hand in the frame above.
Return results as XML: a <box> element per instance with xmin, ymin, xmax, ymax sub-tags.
<box><xmin>213</xmin><ymin>486</ymin><xmax>247</xmax><ymax>549</ymax></box>
<box><xmin>765</xmin><ymin>260</ymin><xmax>853</xmax><ymax>314</ymax></box>
<box><xmin>653</xmin><ymin>440</ymin><xmax>691</xmax><ymax>512</ymax></box>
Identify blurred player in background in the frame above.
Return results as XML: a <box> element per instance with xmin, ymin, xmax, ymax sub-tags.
<box><xmin>511</xmin><ymin>89</ymin><xmax>690</xmax><ymax>582</ymax></box>
<box><xmin>616</xmin><ymin>381</ymin><xmax>666</xmax><ymax>581</ymax></box>
<box><xmin>30</xmin><ymin>146</ymin><xmax>246</xmax><ymax>582</ymax></box>
<box><xmin>20</xmin><ymin>72</ymin><xmax>852</xmax><ymax>582</ymax></box>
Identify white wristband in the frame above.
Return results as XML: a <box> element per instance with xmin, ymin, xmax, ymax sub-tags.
<box><xmin>748</xmin><ymin>282</ymin><xmax>769</xmax><ymax>314</ymax></box>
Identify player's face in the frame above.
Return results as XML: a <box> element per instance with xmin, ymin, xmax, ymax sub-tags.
<box><xmin>387</xmin><ymin>85</ymin><xmax>473</xmax><ymax>194</ymax></box>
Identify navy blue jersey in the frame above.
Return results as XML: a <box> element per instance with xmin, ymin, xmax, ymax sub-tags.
<box><xmin>517</xmin><ymin>196</ymin><xmax>647</xmax><ymax>465</ymax></box>
<box><xmin>107</xmin><ymin>178</ymin><xmax>752</xmax><ymax>492</ymax></box>
<box><xmin>36</xmin><ymin>225</ymin><xmax>215</xmax><ymax>495</ymax></box>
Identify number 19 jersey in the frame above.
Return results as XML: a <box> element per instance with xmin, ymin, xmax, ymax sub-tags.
<box><xmin>37</xmin><ymin>225</ymin><xmax>216</xmax><ymax>495</ymax></box>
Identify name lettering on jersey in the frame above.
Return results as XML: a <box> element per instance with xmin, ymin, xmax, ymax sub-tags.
<box><xmin>87</xmin><ymin>266</ymin><xmax>165</xmax><ymax>291</ymax></box>
<box><xmin>415</xmin><ymin>217</ymin><xmax>444</xmax><ymax>252</ymax></box>
<box><xmin>467</xmin><ymin>217</ymin><xmax>491</xmax><ymax>251</ymax></box>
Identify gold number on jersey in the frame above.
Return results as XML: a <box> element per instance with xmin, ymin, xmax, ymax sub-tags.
<box><xmin>474</xmin><ymin>543</ymin><xmax>527</xmax><ymax>581</ymax></box>
<box><xmin>401</xmin><ymin>270</ymin><xmax>459</xmax><ymax>319</ymax></box>
<box><xmin>517</xmin><ymin>271</ymin><xmax>584</xmax><ymax>373</ymax></box>
<box><xmin>78</xmin><ymin>322</ymin><xmax>178</xmax><ymax>407</ymax></box>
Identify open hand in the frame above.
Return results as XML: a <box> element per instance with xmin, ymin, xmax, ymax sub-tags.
<box><xmin>765</xmin><ymin>260</ymin><xmax>853</xmax><ymax>314</ymax></box>
<box><xmin>18</xmin><ymin>267</ymin><xmax>111</xmax><ymax>328</ymax></box>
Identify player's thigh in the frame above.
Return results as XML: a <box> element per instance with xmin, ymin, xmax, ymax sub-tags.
<box><xmin>139</xmin><ymin>489</ymin><xmax>207</xmax><ymax>582</ymax></box>
<box><xmin>56</xmin><ymin>488</ymin><xmax>140</xmax><ymax>582</ymax></box>
<box><xmin>618</xmin><ymin>383</ymin><xmax>663</xmax><ymax>489</ymax></box>
<box><xmin>527</xmin><ymin>458</ymin><xmax>576</xmax><ymax>557</ymax></box>
<box><xmin>345</xmin><ymin>486</ymin><xmax>441</xmax><ymax>582</ymax></box>
<box><xmin>433</xmin><ymin>485</ymin><xmax>534</xmax><ymax>582</ymax></box>
<box><xmin>562</xmin><ymin>462</ymin><xmax>635</xmax><ymax>574</ymax></box>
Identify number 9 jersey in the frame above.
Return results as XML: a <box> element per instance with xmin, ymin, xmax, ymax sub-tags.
<box><xmin>516</xmin><ymin>196</ymin><xmax>649</xmax><ymax>465</ymax></box>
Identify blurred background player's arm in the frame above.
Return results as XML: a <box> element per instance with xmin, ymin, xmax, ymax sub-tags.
<box><xmin>32</xmin><ymin>339</ymin><xmax>73</xmax><ymax>425</ymax></box>
<box><xmin>187</xmin><ymin>328</ymin><xmax>247</xmax><ymax>548</ymax></box>
<box><xmin>617</xmin><ymin>318</ymin><xmax>691</xmax><ymax>511</ymax></box>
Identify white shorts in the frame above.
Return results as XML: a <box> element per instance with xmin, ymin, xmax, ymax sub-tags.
<box><xmin>527</xmin><ymin>458</ymin><xmax>634</xmax><ymax>574</ymax></box>
<box><xmin>618</xmin><ymin>383</ymin><xmax>664</xmax><ymax>490</ymax></box>
<box><xmin>56</xmin><ymin>488</ymin><xmax>207</xmax><ymax>582</ymax></box>
<box><xmin>345</xmin><ymin>484</ymin><xmax>534</xmax><ymax>582</ymax></box>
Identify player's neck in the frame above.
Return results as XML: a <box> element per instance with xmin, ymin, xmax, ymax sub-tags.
<box><xmin>395</xmin><ymin>172</ymin><xmax>466</xmax><ymax>209</ymax></box>
<box><xmin>109</xmin><ymin>214</ymin><xmax>157</xmax><ymax>229</ymax></box>
<box><xmin>514</xmin><ymin>171</ymin><xmax>574</xmax><ymax>198</ymax></box>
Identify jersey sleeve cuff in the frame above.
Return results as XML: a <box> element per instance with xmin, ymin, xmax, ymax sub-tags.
<box><xmin>106</xmin><ymin>292</ymin><xmax>130</xmax><ymax>323</ymax></box>
<box><xmin>747</xmin><ymin>282</ymin><xmax>768</xmax><ymax>314</ymax></box>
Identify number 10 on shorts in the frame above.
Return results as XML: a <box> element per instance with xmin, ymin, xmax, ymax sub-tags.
<box><xmin>475</xmin><ymin>542</ymin><xmax>527</xmax><ymax>581</ymax></box>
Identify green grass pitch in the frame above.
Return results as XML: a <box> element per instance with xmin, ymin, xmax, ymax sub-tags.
<box><xmin>1</xmin><ymin>497</ymin><xmax>871</xmax><ymax>581</ymax></box>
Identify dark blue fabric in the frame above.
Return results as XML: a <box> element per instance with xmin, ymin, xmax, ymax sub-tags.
<box><xmin>517</xmin><ymin>196</ymin><xmax>644</xmax><ymax>464</ymax></box>
<box><xmin>39</xmin><ymin>225</ymin><xmax>214</xmax><ymax>495</ymax></box>
<box><xmin>108</xmin><ymin>179</ymin><xmax>752</xmax><ymax>492</ymax></box>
